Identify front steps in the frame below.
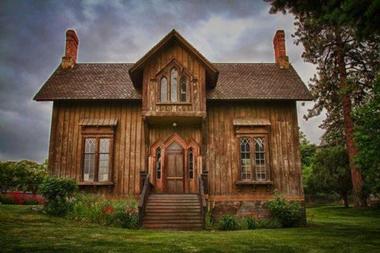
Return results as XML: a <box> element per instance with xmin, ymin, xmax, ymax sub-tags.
<box><xmin>142</xmin><ymin>193</ymin><xmax>203</xmax><ymax>230</ymax></box>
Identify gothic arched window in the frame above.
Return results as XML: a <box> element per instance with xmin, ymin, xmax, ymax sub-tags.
<box><xmin>188</xmin><ymin>148</ymin><xmax>194</xmax><ymax>179</ymax></box>
<box><xmin>155</xmin><ymin>147</ymin><xmax>161</xmax><ymax>179</ymax></box>
<box><xmin>160</xmin><ymin>77</ymin><xmax>168</xmax><ymax>102</ymax></box>
<box><xmin>180</xmin><ymin>76</ymin><xmax>188</xmax><ymax>102</ymax></box>
<box><xmin>170</xmin><ymin>68</ymin><xmax>178</xmax><ymax>102</ymax></box>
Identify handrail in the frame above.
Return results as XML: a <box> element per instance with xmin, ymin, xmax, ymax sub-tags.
<box><xmin>138</xmin><ymin>173</ymin><xmax>152</xmax><ymax>226</ymax></box>
<box><xmin>198</xmin><ymin>175</ymin><xmax>207</xmax><ymax>229</ymax></box>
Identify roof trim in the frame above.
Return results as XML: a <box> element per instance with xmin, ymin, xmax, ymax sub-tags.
<box><xmin>128</xmin><ymin>29</ymin><xmax>219</xmax><ymax>89</ymax></box>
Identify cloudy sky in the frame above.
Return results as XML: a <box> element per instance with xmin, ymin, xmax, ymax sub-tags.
<box><xmin>0</xmin><ymin>0</ymin><xmax>324</xmax><ymax>162</ymax></box>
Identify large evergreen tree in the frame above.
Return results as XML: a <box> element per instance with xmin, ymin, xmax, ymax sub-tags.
<box><xmin>267</xmin><ymin>0</ymin><xmax>380</xmax><ymax>206</ymax></box>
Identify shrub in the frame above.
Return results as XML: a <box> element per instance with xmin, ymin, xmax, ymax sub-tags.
<box><xmin>68</xmin><ymin>193</ymin><xmax>138</xmax><ymax>228</ymax></box>
<box><xmin>218</xmin><ymin>215</ymin><xmax>240</xmax><ymax>231</ymax></box>
<box><xmin>0</xmin><ymin>194</ymin><xmax>15</xmax><ymax>204</ymax></box>
<box><xmin>0</xmin><ymin>160</ymin><xmax>47</xmax><ymax>193</ymax></box>
<box><xmin>39</xmin><ymin>176</ymin><xmax>78</xmax><ymax>216</ymax></box>
<box><xmin>245</xmin><ymin>216</ymin><xmax>256</xmax><ymax>230</ymax></box>
<box><xmin>267</xmin><ymin>195</ymin><xmax>303</xmax><ymax>227</ymax></box>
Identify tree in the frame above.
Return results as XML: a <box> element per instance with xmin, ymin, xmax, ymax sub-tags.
<box><xmin>299</xmin><ymin>132</ymin><xmax>317</xmax><ymax>191</ymax></box>
<box><xmin>308</xmin><ymin>146</ymin><xmax>352</xmax><ymax>207</ymax></box>
<box><xmin>267</xmin><ymin>0</ymin><xmax>380</xmax><ymax>207</ymax></box>
<box><xmin>354</xmin><ymin>75</ymin><xmax>380</xmax><ymax>196</ymax></box>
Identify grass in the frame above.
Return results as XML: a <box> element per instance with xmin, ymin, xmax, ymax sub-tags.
<box><xmin>0</xmin><ymin>205</ymin><xmax>380</xmax><ymax>252</ymax></box>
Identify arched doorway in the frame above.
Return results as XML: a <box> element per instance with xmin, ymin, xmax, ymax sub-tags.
<box><xmin>165</xmin><ymin>142</ymin><xmax>184</xmax><ymax>193</ymax></box>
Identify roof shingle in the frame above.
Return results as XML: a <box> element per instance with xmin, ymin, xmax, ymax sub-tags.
<box><xmin>34</xmin><ymin>63</ymin><xmax>312</xmax><ymax>101</ymax></box>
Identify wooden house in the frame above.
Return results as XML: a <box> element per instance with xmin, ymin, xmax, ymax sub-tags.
<box><xmin>34</xmin><ymin>29</ymin><xmax>312</xmax><ymax>229</ymax></box>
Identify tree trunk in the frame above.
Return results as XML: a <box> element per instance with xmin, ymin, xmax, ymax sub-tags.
<box><xmin>335</xmin><ymin>29</ymin><xmax>366</xmax><ymax>207</ymax></box>
<box><xmin>342</xmin><ymin>192</ymin><xmax>349</xmax><ymax>208</ymax></box>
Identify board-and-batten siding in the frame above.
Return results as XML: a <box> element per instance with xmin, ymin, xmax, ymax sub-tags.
<box><xmin>206</xmin><ymin>101</ymin><xmax>303</xmax><ymax>201</ymax></box>
<box><xmin>48</xmin><ymin>101</ymin><xmax>145</xmax><ymax>196</ymax></box>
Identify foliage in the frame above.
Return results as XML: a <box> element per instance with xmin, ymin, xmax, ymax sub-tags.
<box><xmin>354</xmin><ymin>76</ymin><xmax>380</xmax><ymax>195</ymax></box>
<box><xmin>218</xmin><ymin>215</ymin><xmax>240</xmax><ymax>231</ymax></box>
<box><xmin>244</xmin><ymin>216</ymin><xmax>257</xmax><ymax>230</ymax></box>
<box><xmin>68</xmin><ymin>193</ymin><xmax>138</xmax><ymax>228</ymax></box>
<box><xmin>266</xmin><ymin>0</ymin><xmax>380</xmax><ymax>40</ymax></box>
<box><xmin>267</xmin><ymin>195</ymin><xmax>303</xmax><ymax>227</ymax></box>
<box><xmin>255</xmin><ymin>218</ymin><xmax>282</xmax><ymax>229</ymax></box>
<box><xmin>299</xmin><ymin>132</ymin><xmax>317</xmax><ymax>193</ymax></box>
<box><xmin>39</xmin><ymin>176</ymin><xmax>78</xmax><ymax>216</ymax></box>
<box><xmin>267</xmin><ymin>0</ymin><xmax>380</xmax><ymax>207</ymax></box>
<box><xmin>0</xmin><ymin>160</ymin><xmax>47</xmax><ymax>193</ymax></box>
<box><xmin>306</xmin><ymin>145</ymin><xmax>352</xmax><ymax>207</ymax></box>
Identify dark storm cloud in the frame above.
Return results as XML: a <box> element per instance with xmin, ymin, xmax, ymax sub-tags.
<box><xmin>0</xmin><ymin>0</ymin><xmax>323</xmax><ymax>162</ymax></box>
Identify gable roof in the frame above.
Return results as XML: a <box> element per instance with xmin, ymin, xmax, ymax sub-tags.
<box><xmin>129</xmin><ymin>29</ymin><xmax>219</xmax><ymax>89</ymax></box>
<box><xmin>34</xmin><ymin>63</ymin><xmax>312</xmax><ymax>101</ymax></box>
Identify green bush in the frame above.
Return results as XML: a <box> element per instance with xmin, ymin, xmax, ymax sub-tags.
<box><xmin>0</xmin><ymin>194</ymin><xmax>14</xmax><ymax>204</ymax></box>
<box><xmin>218</xmin><ymin>215</ymin><xmax>240</xmax><ymax>231</ymax></box>
<box><xmin>267</xmin><ymin>195</ymin><xmax>303</xmax><ymax>227</ymax></box>
<box><xmin>68</xmin><ymin>193</ymin><xmax>138</xmax><ymax>228</ymax></box>
<box><xmin>0</xmin><ymin>160</ymin><xmax>47</xmax><ymax>193</ymax></box>
<box><xmin>245</xmin><ymin>216</ymin><xmax>256</xmax><ymax>230</ymax></box>
<box><xmin>39</xmin><ymin>176</ymin><xmax>78</xmax><ymax>216</ymax></box>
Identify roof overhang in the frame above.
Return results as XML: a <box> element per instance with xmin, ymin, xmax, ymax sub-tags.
<box><xmin>129</xmin><ymin>29</ymin><xmax>219</xmax><ymax>89</ymax></box>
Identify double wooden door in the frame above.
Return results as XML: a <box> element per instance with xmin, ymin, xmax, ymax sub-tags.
<box><xmin>165</xmin><ymin>142</ymin><xmax>184</xmax><ymax>193</ymax></box>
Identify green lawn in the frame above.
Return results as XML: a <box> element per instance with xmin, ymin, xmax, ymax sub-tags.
<box><xmin>0</xmin><ymin>205</ymin><xmax>379</xmax><ymax>253</ymax></box>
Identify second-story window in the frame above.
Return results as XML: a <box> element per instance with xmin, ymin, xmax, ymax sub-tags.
<box><xmin>160</xmin><ymin>77</ymin><xmax>168</xmax><ymax>102</ymax></box>
<box><xmin>170</xmin><ymin>68</ymin><xmax>178</xmax><ymax>102</ymax></box>
<box><xmin>157</xmin><ymin>65</ymin><xmax>189</xmax><ymax>103</ymax></box>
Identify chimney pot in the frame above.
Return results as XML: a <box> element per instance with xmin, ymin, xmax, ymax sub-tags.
<box><xmin>273</xmin><ymin>30</ymin><xmax>289</xmax><ymax>69</ymax></box>
<box><xmin>61</xmin><ymin>29</ymin><xmax>79</xmax><ymax>69</ymax></box>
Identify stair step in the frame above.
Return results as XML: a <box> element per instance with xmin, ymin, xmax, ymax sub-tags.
<box><xmin>147</xmin><ymin>204</ymin><xmax>200</xmax><ymax>207</ymax></box>
<box><xmin>144</xmin><ymin>219</ymin><xmax>202</xmax><ymax>224</ymax></box>
<box><xmin>143</xmin><ymin>223</ymin><xmax>202</xmax><ymax>229</ymax></box>
<box><xmin>148</xmin><ymin>199</ymin><xmax>200</xmax><ymax>202</ymax></box>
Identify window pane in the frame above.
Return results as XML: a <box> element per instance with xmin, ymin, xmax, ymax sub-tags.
<box><xmin>84</xmin><ymin>138</ymin><xmax>96</xmax><ymax>181</ymax></box>
<box><xmin>180</xmin><ymin>76</ymin><xmax>187</xmax><ymax>102</ymax></box>
<box><xmin>188</xmin><ymin>148</ymin><xmax>194</xmax><ymax>179</ymax></box>
<box><xmin>254</xmin><ymin>138</ymin><xmax>266</xmax><ymax>181</ymax></box>
<box><xmin>85</xmin><ymin>138</ymin><xmax>96</xmax><ymax>153</ymax></box>
<box><xmin>160</xmin><ymin>77</ymin><xmax>168</xmax><ymax>102</ymax></box>
<box><xmin>99</xmin><ymin>138</ymin><xmax>110</xmax><ymax>153</ymax></box>
<box><xmin>98</xmin><ymin>154</ymin><xmax>109</xmax><ymax>182</ymax></box>
<box><xmin>170</xmin><ymin>68</ymin><xmax>178</xmax><ymax>102</ymax></box>
<box><xmin>240</xmin><ymin>137</ymin><xmax>251</xmax><ymax>180</ymax></box>
<box><xmin>156</xmin><ymin>148</ymin><xmax>161</xmax><ymax>179</ymax></box>
<box><xmin>84</xmin><ymin>153</ymin><xmax>95</xmax><ymax>181</ymax></box>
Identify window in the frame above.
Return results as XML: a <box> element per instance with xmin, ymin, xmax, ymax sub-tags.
<box><xmin>239</xmin><ymin>136</ymin><xmax>268</xmax><ymax>181</ymax></box>
<box><xmin>188</xmin><ymin>148</ymin><xmax>194</xmax><ymax>179</ymax></box>
<box><xmin>180</xmin><ymin>76</ymin><xmax>187</xmax><ymax>102</ymax></box>
<box><xmin>157</xmin><ymin>64</ymin><xmax>190</xmax><ymax>103</ymax></box>
<box><xmin>156</xmin><ymin>148</ymin><xmax>161</xmax><ymax>179</ymax></box>
<box><xmin>160</xmin><ymin>77</ymin><xmax>168</xmax><ymax>102</ymax></box>
<box><xmin>240</xmin><ymin>138</ymin><xmax>251</xmax><ymax>180</ymax></box>
<box><xmin>83</xmin><ymin>137</ymin><xmax>112</xmax><ymax>182</ymax></box>
<box><xmin>170</xmin><ymin>68</ymin><xmax>178</xmax><ymax>102</ymax></box>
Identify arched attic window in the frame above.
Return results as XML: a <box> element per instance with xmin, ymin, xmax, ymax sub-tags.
<box><xmin>170</xmin><ymin>68</ymin><xmax>178</xmax><ymax>102</ymax></box>
<box><xmin>160</xmin><ymin>77</ymin><xmax>168</xmax><ymax>102</ymax></box>
<box><xmin>180</xmin><ymin>75</ymin><xmax>188</xmax><ymax>102</ymax></box>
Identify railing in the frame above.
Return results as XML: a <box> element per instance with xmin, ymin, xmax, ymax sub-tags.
<box><xmin>138</xmin><ymin>172</ymin><xmax>152</xmax><ymax>227</ymax></box>
<box><xmin>198</xmin><ymin>174</ymin><xmax>207</xmax><ymax>229</ymax></box>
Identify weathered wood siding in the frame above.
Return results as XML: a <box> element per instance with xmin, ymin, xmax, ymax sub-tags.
<box><xmin>142</xmin><ymin>41</ymin><xmax>206</xmax><ymax>116</ymax></box>
<box><xmin>48</xmin><ymin>101</ymin><xmax>144</xmax><ymax>196</ymax></box>
<box><xmin>206</xmin><ymin>101</ymin><xmax>303</xmax><ymax>201</ymax></box>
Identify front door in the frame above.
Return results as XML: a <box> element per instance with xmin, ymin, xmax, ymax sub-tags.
<box><xmin>165</xmin><ymin>142</ymin><xmax>184</xmax><ymax>193</ymax></box>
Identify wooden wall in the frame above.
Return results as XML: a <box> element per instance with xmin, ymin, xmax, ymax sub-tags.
<box><xmin>48</xmin><ymin>101</ymin><xmax>144</xmax><ymax>196</ymax></box>
<box><xmin>206</xmin><ymin>101</ymin><xmax>303</xmax><ymax>201</ymax></box>
<box><xmin>142</xmin><ymin>41</ymin><xmax>206</xmax><ymax>116</ymax></box>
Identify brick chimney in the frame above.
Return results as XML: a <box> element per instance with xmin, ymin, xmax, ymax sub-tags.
<box><xmin>61</xmin><ymin>29</ymin><xmax>79</xmax><ymax>69</ymax></box>
<box><xmin>273</xmin><ymin>30</ymin><xmax>289</xmax><ymax>69</ymax></box>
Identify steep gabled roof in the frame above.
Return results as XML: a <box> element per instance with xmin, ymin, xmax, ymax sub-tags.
<box><xmin>128</xmin><ymin>29</ymin><xmax>219</xmax><ymax>89</ymax></box>
<box><xmin>34</xmin><ymin>63</ymin><xmax>312</xmax><ymax>101</ymax></box>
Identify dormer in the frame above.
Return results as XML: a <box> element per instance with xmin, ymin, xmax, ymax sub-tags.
<box><xmin>129</xmin><ymin>30</ymin><xmax>219</xmax><ymax>124</ymax></box>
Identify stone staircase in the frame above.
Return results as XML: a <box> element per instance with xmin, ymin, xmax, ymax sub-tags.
<box><xmin>142</xmin><ymin>193</ymin><xmax>203</xmax><ymax>230</ymax></box>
